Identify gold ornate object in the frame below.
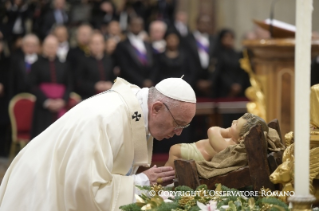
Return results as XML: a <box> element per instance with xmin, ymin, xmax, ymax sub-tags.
<box><xmin>288</xmin><ymin>195</ymin><xmax>316</xmax><ymax>211</ymax></box>
<box><xmin>240</xmin><ymin>50</ymin><xmax>266</xmax><ymax>120</ymax></box>
<box><xmin>270</xmin><ymin>142</ymin><xmax>319</xmax><ymax>202</ymax></box>
<box><xmin>151</xmin><ymin>184</ymin><xmax>163</xmax><ymax>195</ymax></box>
<box><xmin>284</xmin><ymin>131</ymin><xmax>294</xmax><ymax>147</ymax></box>
<box><xmin>310</xmin><ymin>84</ymin><xmax>319</xmax><ymax>129</ymax></box>
<box><xmin>156</xmin><ymin>177</ymin><xmax>163</xmax><ymax>184</ymax></box>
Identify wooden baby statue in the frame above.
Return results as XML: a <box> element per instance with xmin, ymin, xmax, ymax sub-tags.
<box><xmin>165</xmin><ymin>113</ymin><xmax>269</xmax><ymax>168</ymax></box>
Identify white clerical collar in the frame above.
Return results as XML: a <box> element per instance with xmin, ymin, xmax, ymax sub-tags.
<box><xmin>194</xmin><ymin>30</ymin><xmax>208</xmax><ymax>39</ymax></box>
<box><xmin>25</xmin><ymin>54</ymin><xmax>38</xmax><ymax>64</ymax></box>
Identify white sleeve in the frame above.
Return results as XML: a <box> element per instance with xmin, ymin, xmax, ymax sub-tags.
<box><xmin>133</xmin><ymin>173</ymin><xmax>150</xmax><ymax>198</ymax></box>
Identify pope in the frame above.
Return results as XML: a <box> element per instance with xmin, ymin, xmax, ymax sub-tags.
<box><xmin>0</xmin><ymin>77</ymin><xmax>196</xmax><ymax>211</ymax></box>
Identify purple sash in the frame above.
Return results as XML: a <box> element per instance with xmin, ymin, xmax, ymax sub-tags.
<box><xmin>196</xmin><ymin>39</ymin><xmax>209</xmax><ymax>54</ymax></box>
<box><xmin>132</xmin><ymin>45</ymin><xmax>148</xmax><ymax>65</ymax></box>
<box><xmin>25</xmin><ymin>62</ymin><xmax>31</xmax><ymax>73</ymax></box>
<box><xmin>39</xmin><ymin>83</ymin><xmax>66</xmax><ymax>117</ymax></box>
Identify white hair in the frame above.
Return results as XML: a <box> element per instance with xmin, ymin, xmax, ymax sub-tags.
<box><xmin>22</xmin><ymin>34</ymin><xmax>40</xmax><ymax>45</ymax></box>
<box><xmin>150</xmin><ymin>21</ymin><xmax>167</xmax><ymax>32</ymax></box>
<box><xmin>148</xmin><ymin>87</ymin><xmax>181</xmax><ymax>108</ymax></box>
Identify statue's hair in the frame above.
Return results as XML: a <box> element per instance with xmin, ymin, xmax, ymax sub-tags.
<box><xmin>148</xmin><ymin>87</ymin><xmax>180</xmax><ymax>108</ymax></box>
<box><xmin>239</xmin><ymin>113</ymin><xmax>269</xmax><ymax>137</ymax></box>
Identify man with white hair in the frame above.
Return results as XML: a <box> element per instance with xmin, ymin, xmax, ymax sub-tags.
<box><xmin>10</xmin><ymin>34</ymin><xmax>40</xmax><ymax>95</ymax></box>
<box><xmin>28</xmin><ymin>35</ymin><xmax>71</xmax><ymax>138</ymax></box>
<box><xmin>0</xmin><ymin>76</ymin><xmax>196</xmax><ymax>211</ymax></box>
<box><xmin>149</xmin><ymin>20</ymin><xmax>167</xmax><ymax>54</ymax></box>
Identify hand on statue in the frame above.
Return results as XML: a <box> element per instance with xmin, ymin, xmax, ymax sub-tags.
<box><xmin>143</xmin><ymin>165</ymin><xmax>175</xmax><ymax>186</ymax></box>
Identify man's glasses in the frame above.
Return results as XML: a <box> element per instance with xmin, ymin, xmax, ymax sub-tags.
<box><xmin>162</xmin><ymin>103</ymin><xmax>190</xmax><ymax>130</ymax></box>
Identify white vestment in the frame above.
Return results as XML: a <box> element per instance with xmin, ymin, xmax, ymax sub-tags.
<box><xmin>0</xmin><ymin>78</ymin><xmax>153</xmax><ymax>211</ymax></box>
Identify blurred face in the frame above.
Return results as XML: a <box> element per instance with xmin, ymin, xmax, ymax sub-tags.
<box><xmin>166</xmin><ymin>33</ymin><xmax>179</xmax><ymax>50</ymax></box>
<box><xmin>221</xmin><ymin>32</ymin><xmax>234</xmax><ymax>48</ymax></box>
<box><xmin>89</xmin><ymin>34</ymin><xmax>105</xmax><ymax>56</ymax></box>
<box><xmin>129</xmin><ymin>18</ymin><xmax>144</xmax><ymax>35</ymax></box>
<box><xmin>229</xmin><ymin>117</ymin><xmax>247</xmax><ymax>141</ymax></box>
<box><xmin>108</xmin><ymin>21</ymin><xmax>120</xmax><ymax>36</ymax></box>
<box><xmin>197</xmin><ymin>16</ymin><xmax>211</xmax><ymax>34</ymax></box>
<box><xmin>22</xmin><ymin>37</ymin><xmax>39</xmax><ymax>55</ymax></box>
<box><xmin>148</xmin><ymin>102</ymin><xmax>196</xmax><ymax>140</ymax></box>
<box><xmin>54</xmin><ymin>27</ymin><xmax>68</xmax><ymax>43</ymax></box>
<box><xmin>77</xmin><ymin>26</ymin><xmax>92</xmax><ymax>46</ymax></box>
<box><xmin>105</xmin><ymin>38</ymin><xmax>117</xmax><ymax>54</ymax></box>
<box><xmin>54</xmin><ymin>0</ymin><xmax>65</xmax><ymax>9</ymax></box>
<box><xmin>150</xmin><ymin>23</ymin><xmax>166</xmax><ymax>41</ymax></box>
<box><xmin>43</xmin><ymin>36</ymin><xmax>58</xmax><ymax>59</ymax></box>
<box><xmin>100</xmin><ymin>2</ymin><xmax>113</xmax><ymax>13</ymax></box>
<box><xmin>175</xmin><ymin>11</ymin><xmax>187</xmax><ymax>24</ymax></box>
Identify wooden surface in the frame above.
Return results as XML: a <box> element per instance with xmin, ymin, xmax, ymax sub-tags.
<box><xmin>243</xmin><ymin>39</ymin><xmax>319</xmax><ymax>137</ymax></box>
<box><xmin>174</xmin><ymin>159</ymin><xmax>200</xmax><ymax>190</ymax></box>
<box><xmin>245</xmin><ymin>125</ymin><xmax>275</xmax><ymax>191</ymax></box>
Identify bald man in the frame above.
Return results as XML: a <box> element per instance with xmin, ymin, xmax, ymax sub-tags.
<box><xmin>10</xmin><ymin>34</ymin><xmax>40</xmax><ymax>96</ymax></box>
<box><xmin>28</xmin><ymin>35</ymin><xmax>71</xmax><ymax>138</ymax></box>
<box><xmin>149</xmin><ymin>20</ymin><xmax>167</xmax><ymax>54</ymax></box>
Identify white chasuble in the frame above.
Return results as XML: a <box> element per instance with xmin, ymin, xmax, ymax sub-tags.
<box><xmin>0</xmin><ymin>78</ymin><xmax>153</xmax><ymax>211</ymax></box>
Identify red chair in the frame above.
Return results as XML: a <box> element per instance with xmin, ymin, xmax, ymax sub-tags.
<box><xmin>9</xmin><ymin>93</ymin><xmax>36</xmax><ymax>159</ymax></box>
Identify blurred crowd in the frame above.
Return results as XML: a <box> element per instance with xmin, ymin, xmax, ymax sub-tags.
<box><xmin>0</xmin><ymin>0</ymin><xmax>254</xmax><ymax>157</ymax></box>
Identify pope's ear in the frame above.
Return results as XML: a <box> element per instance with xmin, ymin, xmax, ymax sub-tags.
<box><xmin>151</xmin><ymin>102</ymin><xmax>163</xmax><ymax>114</ymax></box>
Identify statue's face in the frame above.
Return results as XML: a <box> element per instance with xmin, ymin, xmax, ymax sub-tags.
<box><xmin>229</xmin><ymin>117</ymin><xmax>247</xmax><ymax>141</ymax></box>
<box><xmin>269</xmin><ymin>160</ymin><xmax>293</xmax><ymax>184</ymax></box>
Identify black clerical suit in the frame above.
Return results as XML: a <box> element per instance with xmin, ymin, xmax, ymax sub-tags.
<box><xmin>152</xmin><ymin>51</ymin><xmax>195</xmax><ymax>86</ymax></box>
<box><xmin>76</xmin><ymin>54</ymin><xmax>115</xmax><ymax>99</ymax></box>
<box><xmin>66</xmin><ymin>46</ymin><xmax>89</xmax><ymax>87</ymax></box>
<box><xmin>0</xmin><ymin>53</ymin><xmax>11</xmax><ymax>157</ymax></box>
<box><xmin>183</xmin><ymin>32</ymin><xmax>216</xmax><ymax>94</ymax></box>
<box><xmin>114</xmin><ymin>39</ymin><xmax>153</xmax><ymax>87</ymax></box>
<box><xmin>10</xmin><ymin>52</ymin><xmax>37</xmax><ymax>96</ymax></box>
<box><xmin>28</xmin><ymin>56</ymin><xmax>71</xmax><ymax>138</ymax></box>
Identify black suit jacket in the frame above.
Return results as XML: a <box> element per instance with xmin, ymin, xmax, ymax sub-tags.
<box><xmin>76</xmin><ymin>55</ymin><xmax>115</xmax><ymax>99</ymax></box>
<box><xmin>10</xmin><ymin>51</ymin><xmax>35</xmax><ymax>96</ymax></box>
<box><xmin>41</xmin><ymin>9</ymin><xmax>68</xmax><ymax>39</ymax></box>
<box><xmin>114</xmin><ymin>38</ymin><xmax>154</xmax><ymax>87</ymax></box>
<box><xmin>183</xmin><ymin>33</ymin><xmax>216</xmax><ymax>80</ymax></box>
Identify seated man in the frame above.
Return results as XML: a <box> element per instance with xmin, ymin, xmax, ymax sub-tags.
<box><xmin>165</xmin><ymin>113</ymin><xmax>269</xmax><ymax>168</ymax></box>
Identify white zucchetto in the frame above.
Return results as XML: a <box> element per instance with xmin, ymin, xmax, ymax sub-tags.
<box><xmin>155</xmin><ymin>78</ymin><xmax>196</xmax><ymax>103</ymax></box>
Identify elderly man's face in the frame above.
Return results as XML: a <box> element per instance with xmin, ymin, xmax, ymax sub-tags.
<box><xmin>43</xmin><ymin>36</ymin><xmax>58</xmax><ymax>59</ymax></box>
<box><xmin>89</xmin><ymin>34</ymin><xmax>105</xmax><ymax>56</ymax></box>
<box><xmin>77</xmin><ymin>26</ymin><xmax>92</xmax><ymax>46</ymax></box>
<box><xmin>22</xmin><ymin>38</ymin><xmax>39</xmax><ymax>55</ymax></box>
<box><xmin>148</xmin><ymin>101</ymin><xmax>196</xmax><ymax>140</ymax></box>
<box><xmin>54</xmin><ymin>27</ymin><xmax>68</xmax><ymax>43</ymax></box>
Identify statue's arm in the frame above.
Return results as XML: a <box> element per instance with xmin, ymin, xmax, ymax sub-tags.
<box><xmin>207</xmin><ymin>127</ymin><xmax>236</xmax><ymax>152</ymax></box>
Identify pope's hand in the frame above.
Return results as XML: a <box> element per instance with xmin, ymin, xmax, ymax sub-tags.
<box><xmin>143</xmin><ymin>165</ymin><xmax>175</xmax><ymax>186</ymax></box>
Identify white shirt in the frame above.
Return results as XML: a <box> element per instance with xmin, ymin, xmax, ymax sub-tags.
<box><xmin>175</xmin><ymin>21</ymin><xmax>188</xmax><ymax>36</ymax></box>
<box><xmin>128</xmin><ymin>32</ymin><xmax>146</xmax><ymax>53</ymax></box>
<box><xmin>194</xmin><ymin>31</ymin><xmax>210</xmax><ymax>69</ymax></box>
<box><xmin>57</xmin><ymin>41</ymin><xmax>69</xmax><ymax>62</ymax></box>
<box><xmin>25</xmin><ymin>54</ymin><xmax>38</xmax><ymax>64</ymax></box>
<box><xmin>152</xmin><ymin>40</ymin><xmax>166</xmax><ymax>53</ymax></box>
